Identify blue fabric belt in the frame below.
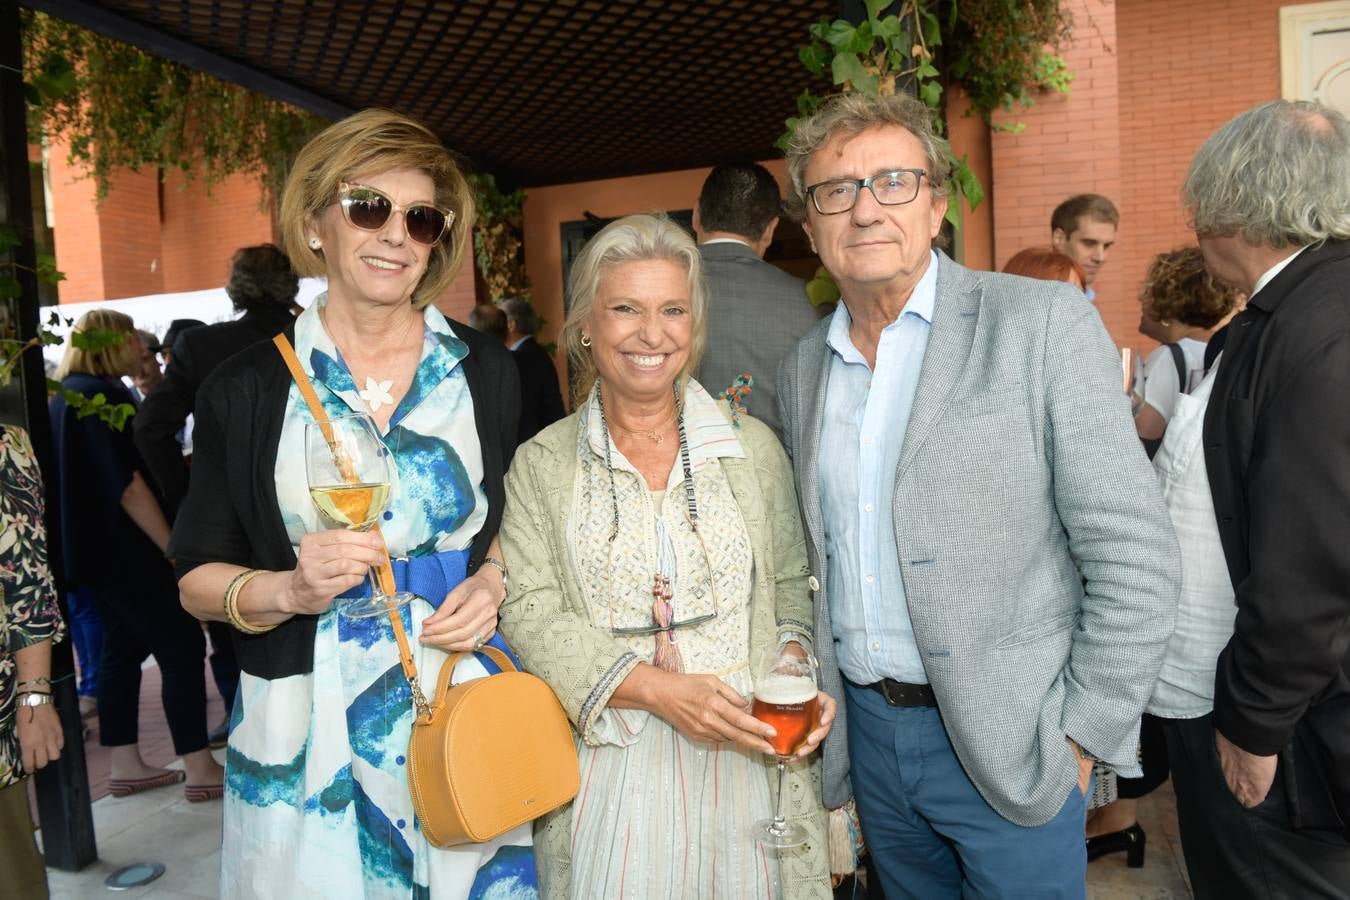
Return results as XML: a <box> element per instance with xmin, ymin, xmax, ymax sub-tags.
<box><xmin>336</xmin><ymin>547</ymin><xmax>516</xmax><ymax>674</ymax></box>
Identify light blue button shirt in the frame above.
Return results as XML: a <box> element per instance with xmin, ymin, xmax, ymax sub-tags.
<box><xmin>820</xmin><ymin>251</ymin><xmax>939</xmax><ymax>685</ymax></box>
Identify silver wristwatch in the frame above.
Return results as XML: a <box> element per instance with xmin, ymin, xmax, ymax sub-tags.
<box><xmin>17</xmin><ymin>692</ymin><xmax>54</xmax><ymax>708</ymax></box>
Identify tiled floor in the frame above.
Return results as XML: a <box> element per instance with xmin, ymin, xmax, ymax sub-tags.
<box><xmin>40</xmin><ymin>662</ymin><xmax>1196</xmax><ymax>898</ymax></box>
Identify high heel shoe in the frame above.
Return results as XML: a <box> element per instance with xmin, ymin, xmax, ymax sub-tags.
<box><xmin>1086</xmin><ymin>822</ymin><xmax>1146</xmax><ymax>868</ymax></box>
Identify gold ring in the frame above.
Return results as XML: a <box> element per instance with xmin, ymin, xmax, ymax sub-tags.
<box><xmin>472</xmin><ymin>632</ymin><xmax>485</xmax><ymax>651</ymax></box>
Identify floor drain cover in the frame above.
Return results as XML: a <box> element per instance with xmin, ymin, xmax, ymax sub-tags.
<box><xmin>105</xmin><ymin>862</ymin><xmax>166</xmax><ymax>890</ymax></box>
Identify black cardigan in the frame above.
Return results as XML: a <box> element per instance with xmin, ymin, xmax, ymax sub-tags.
<box><xmin>170</xmin><ymin>320</ymin><xmax>521</xmax><ymax>679</ymax></box>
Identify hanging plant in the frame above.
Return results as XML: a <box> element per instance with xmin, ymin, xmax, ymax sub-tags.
<box><xmin>21</xmin><ymin>10</ymin><xmax>328</xmax><ymax>202</ymax></box>
<box><xmin>468</xmin><ymin>173</ymin><xmax>529</xmax><ymax>301</ymax></box>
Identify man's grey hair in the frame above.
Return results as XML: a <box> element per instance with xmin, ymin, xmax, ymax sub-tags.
<box><xmin>784</xmin><ymin>92</ymin><xmax>956</xmax><ymax>221</ymax></box>
<box><xmin>498</xmin><ymin>296</ymin><xmax>539</xmax><ymax>336</ymax></box>
<box><xmin>1183</xmin><ymin>100</ymin><xmax>1350</xmax><ymax>248</ymax></box>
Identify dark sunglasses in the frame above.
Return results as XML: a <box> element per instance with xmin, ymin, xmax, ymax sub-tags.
<box><xmin>337</xmin><ymin>181</ymin><xmax>454</xmax><ymax>246</ymax></box>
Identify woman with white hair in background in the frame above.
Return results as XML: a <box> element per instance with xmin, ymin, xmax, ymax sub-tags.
<box><xmin>497</xmin><ymin>213</ymin><xmax>835</xmax><ymax>899</ymax></box>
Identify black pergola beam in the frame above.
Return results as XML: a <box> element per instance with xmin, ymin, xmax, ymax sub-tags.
<box><xmin>1</xmin><ymin>0</ymin><xmax>98</xmax><ymax>871</ymax></box>
<box><xmin>25</xmin><ymin>0</ymin><xmax>355</xmax><ymax>122</ymax></box>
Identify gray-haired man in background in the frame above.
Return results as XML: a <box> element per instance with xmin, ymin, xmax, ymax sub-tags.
<box><xmin>1181</xmin><ymin>99</ymin><xmax>1350</xmax><ymax>897</ymax></box>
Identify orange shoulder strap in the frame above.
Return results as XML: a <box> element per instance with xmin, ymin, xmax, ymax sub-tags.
<box><xmin>272</xmin><ymin>334</ymin><xmax>420</xmax><ymax>690</ymax></box>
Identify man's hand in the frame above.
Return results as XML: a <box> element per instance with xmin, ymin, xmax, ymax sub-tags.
<box><xmin>1216</xmin><ymin>730</ymin><xmax>1278</xmax><ymax>808</ymax></box>
<box><xmin>1067</xmin><ymin>738</ymin><xmax>1094</xmax><ymax>797</ymax></box>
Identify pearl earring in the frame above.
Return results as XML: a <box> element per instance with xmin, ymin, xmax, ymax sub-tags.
<box><xmin>308</xmin><ymin>237</ymin><xmax>322</xmax><ymax>250</ymax></box>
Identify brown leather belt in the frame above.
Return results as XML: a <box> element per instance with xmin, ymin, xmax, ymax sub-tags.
<box><xmin>851</xmin><ymin>677</ymin><xmax>937</xmax><ymax>708</ymax></box>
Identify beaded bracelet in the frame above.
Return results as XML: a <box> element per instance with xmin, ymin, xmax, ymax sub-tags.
<box><xmin>224</xmin><ymin>569</ymin><xmax>276</xmax><ymax>635</ymax></box>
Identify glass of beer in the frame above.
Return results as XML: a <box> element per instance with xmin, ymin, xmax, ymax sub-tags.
<box><xmin>751</xmin><ymin>636</ymin><xmax>821</xmax><ymax>848</ymax></box>
<box><xmin>304</xmin><ymin>413</ymin><xmax>415</xmax><ymax>618</ymax></box>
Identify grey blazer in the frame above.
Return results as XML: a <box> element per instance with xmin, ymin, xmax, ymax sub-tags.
<box><xmin>696</xmin><ymin>241</ymin><xmax>820</xmax><ymax>440</ymax></box>
<box><xmin>777</xmin><ymin>253</ymin><xmax>1181</xmax><ymax>827</ymax></box>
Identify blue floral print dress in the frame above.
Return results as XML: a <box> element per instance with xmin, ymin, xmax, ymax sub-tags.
<box><xmin>220</xmin><ymin>296</ymin><xmax>537</xmax><ymax>899</ymax></box>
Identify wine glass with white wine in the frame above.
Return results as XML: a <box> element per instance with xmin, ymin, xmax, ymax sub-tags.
<box><xmin>751</xmin><ymin>636</ymin><xmax>821</xmax><ymax>848</ymax></box>
<box><xmin>304</xmin><ymin>413</ymin><xmax>415</xmax><ymax>618</ymax></box>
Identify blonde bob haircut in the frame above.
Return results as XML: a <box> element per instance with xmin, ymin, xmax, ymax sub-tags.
<box><xmin>561</xmin><ymin>214</ymin><xmax>707</xmax><ymax>408</ymax></box>
<box><xmin>784</xmin><ymin>91</ymin><xmax>956</xmax><ymax>222</ymax></box>
<box><xmin>54</xmin><ymin>309</ymin><xmax>137</xmax><ymax>380</ymax></box>
<box><xmin>278</xmin><ymin>108</ymin><xmax>475</xmax><ymax>309</ymax></box>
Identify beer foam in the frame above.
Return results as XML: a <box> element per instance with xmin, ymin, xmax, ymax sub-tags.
<box><xmin>755</xmin><ymin>674</ymin><xmax>818</xmax><ymax>704</ymax></box>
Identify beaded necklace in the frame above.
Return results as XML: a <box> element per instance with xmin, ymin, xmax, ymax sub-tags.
<box><xmin>594</xmin><ymin>379</ymin><xmax>707</xmax><ymax>672</ymax></box>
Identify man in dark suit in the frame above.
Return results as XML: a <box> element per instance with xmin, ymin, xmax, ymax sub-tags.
<box><xmin>134</xmin><ymin>245</ymin><xmax>299</xmax><ymax>744</ymax></box>
<box><xmin>1189</xmin><ymin>99</ymin><xmax>1350</xmax><ymax>895</ymax></box>
<box><xmin>499</xmin><ymin>297</ymin><xmax>564</xmax><ymax>443</ymax></box>
<box><xmin>692</xmin><ymin>163</ymin><xmax>818</xmax><ymax>441</ymax></box>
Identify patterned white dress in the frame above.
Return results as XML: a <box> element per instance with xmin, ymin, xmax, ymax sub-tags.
<box><xmin>220</xmin><ymin>296</ymin><xmax>536</xmax><ymax>899</ymax></box>
<box><xmin>564</xmin><ymin>382</ymin><xmax>781</xmax><ymax>899</ymax></box>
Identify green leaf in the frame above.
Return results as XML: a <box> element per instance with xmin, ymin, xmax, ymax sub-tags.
<box><xmin>36</xmin><ymin>254</ymin><xmax>66</xmax><ymax>285</ymax></box>
<box><xmin>70</xmin><ymin>327</ymin><xmax>128</xmax><ymax>353</ymax></box>
<box><xmin>954</xmin><ymin>158</ymin><xmax>985</xmax><ymax>211</ymax></box>
<box><xmin>920</xmin><ymin>80</ymin><xmax>943</xmax><ymax>108</ymax></box>
<box><xmin>796</xmin><ymin>89</ymin><xmax>823</xmax><ymax>117</ymax></box>
<box><xmin>822</xmin><ymin>20</ymin><xmax>859</xmax><ymax>52</ymax></box>
<box><xmin>917</xmin><ymin>61</ymin><xmax>939</xmax><ymax>80</ymax></box>
<box><xmin>0</xmin><ymin>227</ymin><xmax>19</xmax><ymax>252</ymax></box>
<box><xmin>874</xmin><ymin>14</ymin><xmax>902</xmax><ymax>41</ymax></box>
<box><xmin>0</xmin><ymin>275</ymin><xmax>21</xmax><ymax>301</ymax></box>
<box><xmin>922</xmin><ymin>11</ymin><xmax>942</xmax><ymax>48</ymax></box>
<box><xmin>805</xmin><ymin>268</ymin><xmax>841</xmax><ymax>308</ymax></box>
<box><xmin>799</xmin><ymin>43</ymin><xmax>829</xmax><ymax>77</ymax></box>
<box><xmin>944</xmin><ymin>204</ymin><xmax>962</xmax><ymax>230</ymax></box>
<box><xmin>864</xmin><ymin>0</ymin><xmax>889</xmax><ymax>22</ymax></box>
<box><xmin>833</xmin><ymin>53</ymin><xmax>879</xmax><ymax>95</ymax></box>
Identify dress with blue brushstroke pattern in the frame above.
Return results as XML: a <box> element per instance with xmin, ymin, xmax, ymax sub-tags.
<box><xmin>219</xmin><ymin>295</ymin><xmax>537</xmax><ymax>900</ymax></box>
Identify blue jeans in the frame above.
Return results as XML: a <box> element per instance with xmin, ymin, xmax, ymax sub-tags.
<box><xmin>65</xmin><ymin>586</ymin><xmax>104</xmax><ymax>698</ymax></box>
<box><xmin>844</xmin><ymin>680</ymin><xmax>1088</xmax><ymax>899</ymax></box>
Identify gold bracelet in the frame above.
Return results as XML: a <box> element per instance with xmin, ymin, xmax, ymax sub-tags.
<box><xmin>224</xmin><ymin>569</ymin><xmax>276</xmax><ymax>634</ymax></box>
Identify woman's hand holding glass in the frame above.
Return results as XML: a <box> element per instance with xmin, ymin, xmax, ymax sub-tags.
<box><xmin>418</xmin><ymin>563</ymin><xmax>505</xmax><ymax>652</ymax></box>
<box><xmin>304</xmin><ymin>414</ymin><xmax>416</xmax><ymax>618</ymax></box>
<box><xmin>647</xmin><ymin>670</ymin><xmax>778</xmax><ymax>754</ymax></box>
<box><xmin>280</xmin><ymin>529</ymin><xmax>387</xmax><ymax>616</ymax></box>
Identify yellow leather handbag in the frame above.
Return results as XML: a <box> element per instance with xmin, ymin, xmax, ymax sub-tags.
<box><xmin>396</xmin><ymin>633</ymin><xmax>580</xmax><ymax>847</ymax></box>
<box><xmin>274</xmin><ymin>334</ymin><xmax>580</xmax><ymax>847</ymax></box>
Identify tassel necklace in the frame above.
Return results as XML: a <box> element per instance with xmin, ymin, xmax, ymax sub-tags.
<box><xmin>596</xmin><ymin>380</ymin><xmax>698</xmax><ymax>673</ymax></box>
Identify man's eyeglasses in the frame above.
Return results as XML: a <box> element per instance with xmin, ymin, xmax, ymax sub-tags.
<box><xmin>337</xmin><ymin>181</ymin><xmax>454</xmax><ymax>246</ymax></box>
<box><xmin>805</xmin><ymin>168</ymin><xmax>928</xmax><ymax>215</ymax></box>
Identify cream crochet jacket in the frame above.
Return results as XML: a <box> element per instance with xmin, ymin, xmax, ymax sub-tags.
<box><xmin>498</xmin><ymin>404</ymin><xmax>831</xmax><ymax>900</ymax></box>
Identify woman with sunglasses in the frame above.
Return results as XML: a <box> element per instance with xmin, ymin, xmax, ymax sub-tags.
<box><xmin>497</xmin><ymin>214</ymin><xmax>834</xmax><ymax>899</ymax></box>
<box><xmin>172</xmin><ymin>110</ymin><xmax>532</xmax><ymax>898</ymax></box>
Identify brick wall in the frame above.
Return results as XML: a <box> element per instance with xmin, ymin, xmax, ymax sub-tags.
<box><xmin>95</xmin><ymin>167</ymin><xmax>165</xmax><ymax>300</ymax></box>
<box><xmin>48</xmin><ymin>141</ymin><xmax>105</xmax><ymax>302</ymax></box>
<box><xmin>160</xmin><ymin>170</ymin><xmax>276</xmax><ymax>292</ymax></box>
<box><xmin>988</xmin><ymin>0</ymin><xmax>1129</xmax><ymax>342</ymax></box>
<box><xmin>1116</xmin><ymin>0</ymin><xmax>1285</xmax><ymax>341</ymax></box>
<box><xmin>983</xmin><ymin>0</ymin><xmax>1285</xmax><ymax>350</ymax></box>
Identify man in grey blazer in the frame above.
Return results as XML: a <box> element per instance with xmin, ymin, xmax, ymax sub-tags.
<box><xmin>776</xmin><ymin>92</ymin><xmax>1180</xmax><ymax>897</ymax></box>
<box><xmin>693</xmin><ymin>163</ymin><xmax>819</xmax><ymax>440</ymax></box>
